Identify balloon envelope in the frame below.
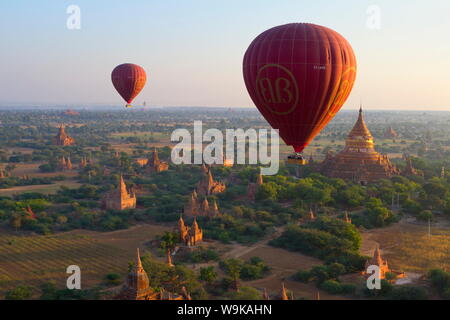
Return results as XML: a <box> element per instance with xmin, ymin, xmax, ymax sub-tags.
<box><xmin>243</xmin><ymin>23</ymin><xmax>357</xmax><ymax>153</ymax></box>
<box><xmin>111</xmin><ymin>63</ymin><xmax>147</xmax><ymax>105</ymax></box>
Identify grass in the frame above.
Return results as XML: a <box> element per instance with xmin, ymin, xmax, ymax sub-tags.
<box><xmin>0</xmin><ymin>181</ymin><xmax>81</xmax><ymax>197</ymax></box>
<box><xmin>110</xmin><ymin>131</ymin><xmax>168</xmax><ymax>140</ymax></box>
<box><xmin>363</xmin><ymin>223</ymin><xmax>450</xmax><ymax>274</ymax></box>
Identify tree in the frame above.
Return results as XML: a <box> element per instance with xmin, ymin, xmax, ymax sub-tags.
<box><xmin>160</xmin><ymin>231</ymin><xmax>178</xmax><ymax>250</ymax></box>
<box><xmin>225</xmin><ymin>286</ymin><xmax>262</xmax><ymax>300</ymax></box>
<box><xmin>5</xmin><ymin>285</ymin><xmax>32</xmax><ymax>300</ymax></box>
<box><xmin>320</xmin><ymin>280</ymin><xmax>342</xmax><ymax>294</ymax></box>
<box><xmin>10</xmin><ymin>214</ymin><xmax>22</xmax><ymax>231</ymax></box>
<box><xmin>416</xmin><ymin>210</ymin><xmax>433</xmax><ymax>222</ymax></box>
<box><xmin>104</xmin><ymin>273</ymin><xmax>121</xmax><ymax>285</ymax></box>
<box><xmin>56</xmin><ymin>215</ymin><xmax>68</xmax><ymax>225</ymax></box>
<box><xmin>427</xmin><ymin>269</ymin><xmax>450</xmax><ymax>295</ymax></box>
<box><xmin>256</xmin><ymin>183</ymin><xmax>278</xmax><ymax>201</ymax></box>
<box><xmin>310</xmin><ymin>265</ymin><xmax>331</xmax><ymax>284</ymax></box>
<box><xmin>199</xmin><ymin>266</ymin><xmax>217</xmax><ymax>284</ymax></box>
<box><xmin>220</xmin><ymin>259</ymin><xmax>243</xmax><ymax>290</ymax></box>
<box><xmin>388</xmin><ymin>286</ymin><xmax>428</xmax><ymax>300</ymax></box>
<box><xmin>327</xmin><ymin>263</ymin><xmax>346</xmax><ymax>278</ymax></box>
<box><xmin>337</xmin><ymin>185</ymin><xmax>366</xmax><ymax>207</ymax></box>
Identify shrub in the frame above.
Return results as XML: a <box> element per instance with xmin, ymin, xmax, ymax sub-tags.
<box><xmin>104</xmin><ymin>273</ymin><xmax>121</xmax><ymax>285</ymax></box>
<box><xmin>5</xmin><ymin>285</ymin><xmax>33</xmax><ymax>300</ymax></box>
<box><xmin>199</xmin><ymin>266</ymin><xmax>218</xmax><ymax>283</ymax></box>
<box><xmin>224</xmin><ymin>286</ymin><xmax>262</xmax><ymax>300</ymax></box>
<box><xmin>295</xmin><ymin>270</ymin><xmax>312</xmax><ymax>283</ymax></box>
<box><xmin>321</xmin><ymin>280</ymin><xmax>342</xmax><ymax>294</ymax></box>
<box><xmin>427</xmin><ymin>269</ymin><xmax>450</xmax><ymax>297</ymax></box>
<box><xmin>416</xmin><ymin>210</ymin><xmax>433</xmax><ymax>222</ymax></box>
<box><xmin>188</xmin><ymin>247</ymin><xmax>220</xmax><ymax>263</ymax></box>
<box><xmin>388</xmin><ymin>286</ymin><xmax>428</xmax><ymax>300</ymax></box>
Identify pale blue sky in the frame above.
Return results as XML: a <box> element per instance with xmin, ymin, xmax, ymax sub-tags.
<box><xmin>0</xmin><ymin>0</ymin><xmax>449</xmax><ymax>110</ymax></box>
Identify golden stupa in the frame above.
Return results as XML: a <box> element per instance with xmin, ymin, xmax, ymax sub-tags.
<box><xmin>320</xmin><ymin>107</ymin><xmax>399</xmax><ymax>184</ymax></box>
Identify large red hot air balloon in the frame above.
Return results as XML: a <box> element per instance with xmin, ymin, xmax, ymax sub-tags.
<box><xmin>243</xmin><ymin>23</ymin><xmax>357</xmax><ymax>158</ymax></box>
<box><xmin>111</xmin><ymin>63</ymin><xmax>147</xmax><ymax>108</ymax></box>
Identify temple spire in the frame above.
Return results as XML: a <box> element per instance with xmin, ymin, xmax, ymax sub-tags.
<box><xmin>257</xmin><ymin>173</ymin><xmax>263</xmax><ymax>186</ymax></box>
<box><xmin>211</xmin><ymin>200</ymin><xmax>220</xmax><ymax>217</ymax></box>
<box><xmin>280</xmin><ymin>282</ymin><xmax>289</xmax><ymax>300</ymax></box>
<box><xmin>207</xmin><ymin>170</ymin><xmax>214</xmax><ymax>186</ymax></box>
<box><xmin>151</xmin><ymin>148</ymin><xmax>160</xmax><ymax>164</ymax></box>
<box><xmin>201</xmin><ymin>198</ymin><xmax>210</xmax><ymax>214</ymax></box>
<box><xmin>344</xmin><ymin>211</ymin><xmax>352</xmax><ymax>223</ymax></box>
<box><xmin>348</xmin><ymin>106</ymin><xmax>372</xmax><ymax>138</ymax></box>
<box><xmin>182</xmin><ymin>286</ymin><xmax>192</xmax><ymax>300</ymax></box>
<box><xmin>167</xmin><ymin>249</ymin><xmax>174</xmax><ymax>267</ymax></box>
<box><xmin>192</xmin><ymin>216</ymin><xmax>200</xmax><ymax>232</ymax></box>
<box><xmin>119</xmin><ymin>175</ymin><xmax>127</xmax><ymax>194</ymax></box>
<box><xmin>136</xmin><ymin>248</ymin><xmax>143</xmax><ymax>270</ymax></box>
<box><xmin>309</xmin><ymin>208</ymin><xmax>316</xmax><ymax>220</ymax></box>
<box><xmin>373</xmin><ymin>246</ymin><xmax>384</xmax><ymax>266</ymax></box>
<box><xmin>262</xmin><ymin>288</ymin><xmax>270</xmax><ymax>300</ymax></box>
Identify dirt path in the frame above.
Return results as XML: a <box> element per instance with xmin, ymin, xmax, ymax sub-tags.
<box><xmin>223</xmin><ymin>226</ymin><xmax>285</xmax><ymax>259</ymax></box>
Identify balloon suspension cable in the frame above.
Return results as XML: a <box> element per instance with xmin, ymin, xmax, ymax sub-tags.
<box><xmin>290</xmin><ymin>152</ymin><xmax>304</xmax><ymax>159</ymax></box>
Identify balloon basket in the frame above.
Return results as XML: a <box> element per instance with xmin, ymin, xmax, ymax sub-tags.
<box><xmin>287</xmin><ymin>153</ymin><xmax>307</xmax><ymax>166</ymax></box>
<box><xmin>125</xmin><ymin>104</ymin><xmax>133</xmax><ymax>108</ymax></box>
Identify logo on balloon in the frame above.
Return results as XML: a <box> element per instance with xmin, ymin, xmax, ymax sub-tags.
<box><xmin>255</xmin><ymin>64</ymin><xmax>299</xmax><ymax>115</ymax></box>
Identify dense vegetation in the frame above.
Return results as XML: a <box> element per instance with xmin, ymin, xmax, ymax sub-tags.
<box><xmin>427</xmin><ymin>269</ymin><xmax>450</xmax><ymax>299</ymax></box>
<box><xmin>0</xmin><ymin>109</ymin><xmax>448</xmax><ymax>236</ymax></box>
<box><xmin>270</xmin><ymin>217</ymin><xmax>366</xmax><ymax>271</ymax></box>
<box><xmin>0</xmin><ymin>109</ymin><xmax>449</xmax><ymax>300</ymax></box>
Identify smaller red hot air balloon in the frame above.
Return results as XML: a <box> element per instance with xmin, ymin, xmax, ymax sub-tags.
<box><xmin>111</xmin><ymin>63</ymin><xmax>147</xmax><ymax>108</ymax></box>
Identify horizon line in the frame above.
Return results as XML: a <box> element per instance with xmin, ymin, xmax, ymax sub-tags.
<box><xmin>0</xmin><ymin>105</ymin><xmax>449</xmax><ymax>112</ymax></box>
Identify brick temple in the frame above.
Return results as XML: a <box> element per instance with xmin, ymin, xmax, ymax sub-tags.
<box><xmin>145</xmin><ymin>149</ymin><xmax>169</xmax><ymax>173</ymax></box>
<box><xmin>54</xmin><ymin>124</ymin><xmax>75</xmax><ymax>146</ymax></box>
<box><xmin>101</xmin><ymin>175</ymin><xmax>136</xmax><ymax>211</ymax></box>
<box><xmin>320</xmin><ymin>108</ymin><xmax>399</xmax><ymax>184</ymax></box>
<box><xmin>114</xmin><ymin>248</ymin><xmax>190</xmax><ymax>300</ymax></box>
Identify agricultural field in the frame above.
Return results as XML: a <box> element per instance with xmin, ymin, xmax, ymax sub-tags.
<box><xmin>0</xmin><ymin>163</ymin><xmax>78</xmax><ymax>179</ymax></box>
<box><xmin>0</xmin><ymin>180</ymin><xmax>81</xmax><ymax>197</ymax></box>
<box><xmin>109</xmin><ymin>131</ymin><xmax>169</xmax><ymax>141</ymax></box>
<box><xmin>0</xmin><ymin>223</ymin><xmax>172</xmax><ymax>297</ymax></box>
<box><xmin>362</xmin><ymin>219</ymin><xmax>450</xmax><ymax>274</ymax></box>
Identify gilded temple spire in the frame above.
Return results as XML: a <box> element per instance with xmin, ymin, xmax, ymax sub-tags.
<box><xmin>320</xmin><ymin>108</ymin><xmax>399</xmax><ymax>183</ymax></box>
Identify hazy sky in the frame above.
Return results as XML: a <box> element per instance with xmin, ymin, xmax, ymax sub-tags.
<box><xmin>1</xmin><ymin>0</ymin><xmax>449</xmax><ymax>110</ymax></box>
